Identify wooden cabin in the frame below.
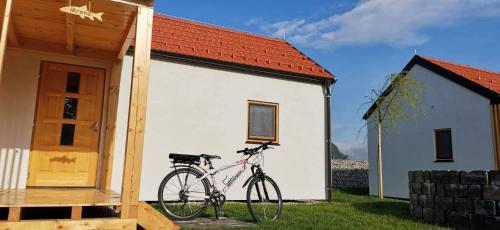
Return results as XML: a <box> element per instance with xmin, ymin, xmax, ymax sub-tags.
<box><xmin>0</xmin><ymin>0</ymin><xmax>177</xmax><ymax>229</ymax></box>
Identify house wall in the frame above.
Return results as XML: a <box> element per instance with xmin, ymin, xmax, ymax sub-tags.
<box><xmin>0</xmin><ymin>48</ymin><xmax>111</xmax><ymax>189</ymax></box>
<box><xmin>367</xmin><ymin>64</ymin><xmax>496</xmax><ymax>199</ymax></box>
<box><xmin>112</xmin><ymin>55</ymin><xmax>328</xmax><ymax>201</ymax></box>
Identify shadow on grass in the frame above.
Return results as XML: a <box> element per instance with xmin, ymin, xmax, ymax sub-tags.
<box><xmin>352</xmin><ymin>200</ymin><xmax>415</xmax><ymax>221</ymax></box>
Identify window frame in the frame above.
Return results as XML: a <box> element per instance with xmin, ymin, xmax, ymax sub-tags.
<box><xmin>247</xmin><ymin>100</ymin><xmax>279</xmax><ymax>144</ymax></box>
<box><xmin>434</xmin><ymin>128</ymin><xmax>454</xmax><ymax>162</ymax></box>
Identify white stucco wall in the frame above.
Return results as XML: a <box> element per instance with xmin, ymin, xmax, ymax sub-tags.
<box><xmin>112</xmin><ymin>56</ymin><xmax>328</xmax><ymax>201</ymax></box>
<box><xmin>367</xmin><ymin>64</ymin><xmax>496</xmax><ymax>199</ymax></box>
<box><xmin>0</xmin><ymin>48</ymin><xmax>110</xmax><ymax>189</ymax></box>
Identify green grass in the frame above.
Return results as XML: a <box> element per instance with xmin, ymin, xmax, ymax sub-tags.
<box><xmin>155</xmin><ymin>188</ymin><xmax>448</xmax><ymax>230</ymax></box>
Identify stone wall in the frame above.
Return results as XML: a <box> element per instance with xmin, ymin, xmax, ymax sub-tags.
<box><xmin>332</xmin><ymin>160</ymin><xmax>368</xmax><ymax>188</ymax></box>
<box><xmin>408</xmin><ymin>170</ymin><xmax>500</xmax><ymax>229</ymax></box>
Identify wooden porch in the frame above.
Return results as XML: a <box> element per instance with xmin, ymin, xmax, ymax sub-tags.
<box><xmin>0</xmin><ymin>188</ymin><xmax>176</xmax><ymax>229</ymax></box>
<box><xmin>0</xmin><ymin>0</ymin><xmax>177</xmax><ymax>229</ymax></box>
<box><xmin>0</xmin><ymin>188</ymin><xmax>121</xmax><ymax>208</ymax></box>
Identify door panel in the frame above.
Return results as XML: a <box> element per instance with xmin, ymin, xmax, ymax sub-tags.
<box><xmin>28</xmin><ymin>62</ymin><xmax>105</xmax><ymax>187</ymax></box>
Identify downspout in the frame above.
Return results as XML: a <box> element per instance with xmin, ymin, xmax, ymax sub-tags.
<box><xmin>324</xmin><ymin>79</ymin><xmax>333</xmax><ymax>201</ymax></box>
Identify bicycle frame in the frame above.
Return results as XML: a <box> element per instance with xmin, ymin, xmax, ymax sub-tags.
<box><xmin>177</xmin><ymin>153</ymin><xmax>262</xmax><ymax>199</ymax></box>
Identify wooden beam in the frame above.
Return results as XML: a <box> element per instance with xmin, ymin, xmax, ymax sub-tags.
<box><xmin>8</xmin><ymin>207</ymin><xmax>20</xmax><ymax>222</ymax></box>
<box><xmin>65</xmin><ymin>9</ymin><xmax>75</xmax><ymax>53</ymax></box>
<box><xmin>111</xmin><ymin>0</ymin><xmax>154</xmax><ymax>7</ymax></box>
<box><xmin>71</xmin><ymin>206</ymin><xmax>82</xmax><ymax>220</ymax></box>
<box><xmin>100</xmin><ymin>60</ymin><xmax>123</xmax><ymax>191</ymax></box>
<box><xmin>120</xmin><ymin>5</ymin><xmax>153</xmax><ymax>219</ymax></box>
<box><xmin>0</xmin><ymin>0</ymin><xmax>13</xmax><ymax>84</ymax></box>
<box><xmin>117</xmin><ymin>14</ymin><xmax>137</xmax><ymax>59</ymax></box>
<box><xmin>137</xmin><ymin>202</ymin><xmax>180</xmax><ymax>230</ymax></box>
<box><xmin>12</xmin><ymin>38</ymin><xmax>116</xmax><ymax>61</ymax></box>
<box><xmin>0</xmin><ymin>218</ymin><xmax>137</xmax><ymax>230</ymax></box>
<box><xmin>7</xmin><ymin>14</ymin><xmax>17</xmax><ymax>45</ymax></box>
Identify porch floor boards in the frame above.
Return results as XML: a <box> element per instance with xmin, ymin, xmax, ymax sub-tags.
<box><xmin>0</xmin><ymin>188</ymin><xmax>121</xmax><ymax>207</ymax></box>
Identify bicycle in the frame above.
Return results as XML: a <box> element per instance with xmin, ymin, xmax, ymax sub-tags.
<box><xmin>158</xmin><ymin>141</ymin><xmax>283</xmax><ymax>222</ymax></box>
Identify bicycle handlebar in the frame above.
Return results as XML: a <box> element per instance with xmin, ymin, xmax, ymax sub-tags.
<box><xmin>236</xmin><ymin>141</ymin><xmax>273</xmax><ymax>155</ymax></box>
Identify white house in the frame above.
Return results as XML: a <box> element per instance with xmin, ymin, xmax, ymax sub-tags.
<box><xmin>0</xmin><ymin>14</ymin><xmax>335</xmax><ymax>203</ymax></box>
<box><xmin>364</xmin><ymin>55</ymin><xmax>500</xmax><ymax>198</ymax></box>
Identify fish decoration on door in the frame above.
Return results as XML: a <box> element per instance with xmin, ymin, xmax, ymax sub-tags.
<box><xmin>60</xmin><ymin>1</ymin><xmax>104</xmax><ymax>22</ymax></box>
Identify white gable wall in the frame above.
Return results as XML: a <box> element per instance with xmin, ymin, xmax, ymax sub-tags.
<box><xmin>112</xmin><ymin>55</ymin><xmax>328</xmax><ymax>201</ymax></box>
<box><xmin>367</xmin><ymin>64</ymin><xmax>496</xmax><ymax>198</ymax></box>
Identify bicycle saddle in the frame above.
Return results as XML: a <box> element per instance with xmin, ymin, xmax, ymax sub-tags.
<box><xmin>200</xmin><ymin>154</ymin><xmax>221</xmax><ymax>160</ymax></box>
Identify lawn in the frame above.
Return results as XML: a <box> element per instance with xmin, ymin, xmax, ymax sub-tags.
<box><xmin>155</xmin><ymin>188</ymin><xmax>448</xmax><ymax>230</ymax></box>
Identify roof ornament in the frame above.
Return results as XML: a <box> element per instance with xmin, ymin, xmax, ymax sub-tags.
<box><xmin>60</xmin><ymin>0</ymin><xmax>104</xmax><ymax>22</ymax></box>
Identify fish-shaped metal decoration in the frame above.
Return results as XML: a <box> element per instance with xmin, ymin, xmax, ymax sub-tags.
<box><xmin>60</xmin><ymin>5</ymin><xmax>104</xmax><ymax>22</ymax></box>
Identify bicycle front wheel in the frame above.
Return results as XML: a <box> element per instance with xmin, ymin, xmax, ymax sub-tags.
<box><xmin>246</xmin><ymin>175</ymin><xmax>283</xmax><ymax>222</ymax></box>
<box><xmin>158</xmin><ymin>167</ymin><xmax>210</xmax><ymax>221</ymax></box>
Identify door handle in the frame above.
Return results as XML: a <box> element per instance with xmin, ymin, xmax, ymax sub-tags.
<box><xmin>91</xmin><ymin>122</ymin><xmax>100</xmax><ymax>132</ymax></box>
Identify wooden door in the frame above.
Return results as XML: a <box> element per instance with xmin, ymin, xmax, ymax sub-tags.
<box><xmin>28</xmin><ymin>62</ymin><xmax>106</xmax><ymax>187</ymax></box>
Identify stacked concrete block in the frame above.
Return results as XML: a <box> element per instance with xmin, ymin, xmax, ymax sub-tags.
<box><xmin>409</xmin><ymin>170</ymin><xmax>500</xmax><ymax>230</ymax></box>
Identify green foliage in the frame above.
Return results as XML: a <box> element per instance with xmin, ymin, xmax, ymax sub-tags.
<box><xmin>331</xmin><ymin>142</ymin><xmax>349</xmax><ymax>160</ymax></box>
<box><xmin>155</xmin><ymin>189</ymin><xmax>446</xmax><ymax>230</ymax></box>
<box><xmin>368</xmin><ymin>71</ymin><xmax>424</xmax><ymax>130</ymax></box>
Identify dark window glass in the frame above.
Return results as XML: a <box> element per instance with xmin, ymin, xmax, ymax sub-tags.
<box><xmin>60</xmin><ymin>124</ymin><xmax>75</xmax><ymax>146</ymax></box>
<box><xmin>63</xmin><ymin>98</ymin><xmax>78</xmax><ymax>119</ymax></box>
<box><xmin>248</xmin><ymin>103</ymin><xmax>276</xmax><ymax>140</ymax></box>
<box><xmin>435</xmin><ymin>129</ymin><xmax>453</xmax><ymax>161</ymax></box>
<box><xmin>66</xmin><ymin>72</ymin><xmax>80</xmax><ymax>93</ymax></box>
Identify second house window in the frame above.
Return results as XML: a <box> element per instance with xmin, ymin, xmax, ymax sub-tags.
<box><xmin>248</xmin><ymin>100</ymin><xmax>279</xmax><ymax>143</ymax></box>
<box><xmin>435</xmin><ymin>129</ymin><xmax>453</xmax><ymax>161</ymax></box>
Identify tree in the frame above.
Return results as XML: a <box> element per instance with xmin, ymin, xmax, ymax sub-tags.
<box><xmin>364</xmin><ymin>72</ymin><xmax>424</xmax><ymax>199</ymax></box>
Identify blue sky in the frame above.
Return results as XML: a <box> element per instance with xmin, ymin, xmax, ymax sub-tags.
<box><xmin>155</xmin><ymin>0</ymin><xmax>500</xmax><ymax>160</ymax></box>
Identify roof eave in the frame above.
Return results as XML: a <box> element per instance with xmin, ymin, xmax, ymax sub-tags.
<box><xmin>363</xmin><ymin>55</ymin><xmax>500</xmax><ymax>120</ymax></box>
<box><xmin>283</xmin><ymin>40</ymin><xmax>337</xmax><ymax>82</ymax></box>
<box><xmin>135</xmin><ymin>48</ymin><xmax>335</xmax><ymax>83</ymax></box>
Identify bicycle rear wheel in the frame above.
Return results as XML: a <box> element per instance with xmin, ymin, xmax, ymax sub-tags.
<box><xmin>246</xmin><ymin>175</ymin><xmax>283</xmax><ymax>222</ymax></box>
<box><xmin>158</xmin><ymin>167</ymin><xmax>210</xmax><ymax>221</ymax></box>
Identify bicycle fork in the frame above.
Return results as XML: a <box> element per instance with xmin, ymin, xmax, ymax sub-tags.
<box><xmin>251</xmin><ymin>165</ymin><xmax>270</xmax><ymax>202</ymax></box>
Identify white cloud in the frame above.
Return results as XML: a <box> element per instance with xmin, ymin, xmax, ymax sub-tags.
<box><xmin>258</xmin><ymin>0</ymin><xmax>500</xmax><ymax>48</ymax></box>
<box><xmin>245</xmin><ymin>17</ymin><xmax>263</xmax><ymax>26</ymax></box>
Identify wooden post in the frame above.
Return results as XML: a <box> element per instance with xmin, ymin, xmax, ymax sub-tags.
<box><xmin>491</xmin><ymin>104</ymin><xmax>500</xmax><ymax>169</ymax></box>
<box><xmin>120</xmin><ymin>5</ymin><xmax>153</xmax><ymax>219</ymax></box>
<box><xmin>71</xmin><ymin>206</ymin><xmax>83</xmax><ymax>220</ymax></box>
<box><xmin>100</xmin><ymin>60</ymin><xmax>124</xmax><ymax>191</ymax></box>
<box><xmin>8</xmin><ymin>207</ymin><xmax>20</xmax><ymax>222</ymax></box>
<box><xmin>0</xmin><ymin>0</ymin><xmax>13</xmax><ymax>84</ymax></box>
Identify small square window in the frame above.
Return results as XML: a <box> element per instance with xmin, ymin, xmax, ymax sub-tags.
<box><xmin>247</xmin><ymin>101</ymin><xmax>279</xmax><ymax>143</ymax></box>
<box><xmin>66</xmin><ymin>72</ymin><xmax>80</xmax><ymax>93</ymax></box>
<box><xmin>60</xmin><ymin>124</ymin><xmax>75</xmax><ymax>146</ymax></box>
<box><xmin>63</xmin><ymin>97</ymin><xmax>78</xmax><ymax>119</ymax></box>
<box><xmin>435</xmin><ymin>129</ymin><xmax>453</xmax><ymax>162</ymax></box>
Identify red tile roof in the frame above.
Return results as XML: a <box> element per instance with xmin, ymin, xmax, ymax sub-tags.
<box><xmin>420</xmin><ymin>55</ymin><xmax>500</xmax><ymax>93</ymax></box>
<box><xmin>150</xmin><ymin>14</ymin><xmax>335</xmax><ymax>80</ymax></box>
